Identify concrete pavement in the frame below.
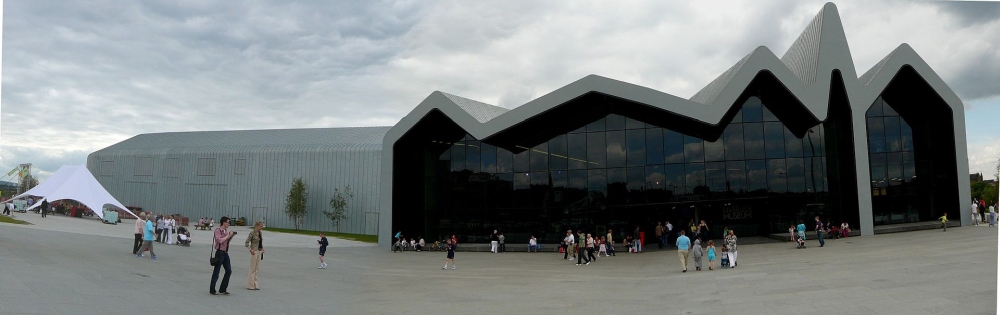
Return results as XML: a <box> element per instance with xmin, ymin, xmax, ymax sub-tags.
<box><xmin>0</xmin><ymin>213</ymin><xmax>996</xmax><ymax>315</ymax></box>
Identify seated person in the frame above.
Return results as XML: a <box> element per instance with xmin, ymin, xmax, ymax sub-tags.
<box><xmin>416</xmin><ymin>237</ymin><xmax>425</xmax><ymax>251</ymax></box>
<box><xmin>176</xmin><ymin>227</ymin><xmax>192</xmax><ymax>246</ymax></box>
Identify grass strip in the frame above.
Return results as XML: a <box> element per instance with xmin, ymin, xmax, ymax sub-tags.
<box><xmin>0</xmin><ymin>215</ymin><xmax>32</xmax><ymax>225</ymax></box>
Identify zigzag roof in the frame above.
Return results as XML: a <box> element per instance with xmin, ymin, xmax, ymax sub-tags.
<box><xmin>385</xmin><ymin>2</ymin><xmax>963</xmax><ymax>144</ymax></box>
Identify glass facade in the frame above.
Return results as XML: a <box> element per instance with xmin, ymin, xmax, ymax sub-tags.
<box><xmin>866</xmin><ymin>97</ymin><xmax>926</xmax><ymax>225</ymax></box>
<box><xmin>418</xmin><ymin>96</ymin><xmax>843</xmax><ymax>243</ymax></box>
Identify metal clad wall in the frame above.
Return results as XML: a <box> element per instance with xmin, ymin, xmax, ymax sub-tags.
<box><xmin>86</xmin><ymin>127</ymin><xmax>387</xmax><ymax>235</ymax></box>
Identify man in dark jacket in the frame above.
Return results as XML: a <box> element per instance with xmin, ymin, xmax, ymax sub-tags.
<box><xmin>40</xmin><ymin>199</ymin><xmax>49</xmax><ymax>218</ymax></box>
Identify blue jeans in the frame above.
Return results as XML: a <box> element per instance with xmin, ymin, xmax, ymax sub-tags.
<box><xmin>528</xmin><ymin>244</ymin><xmax>538</xmax><ymax>252</ymax></box>
<box><xmin>210</xmin><ymin>250</ymin><xmax>232</xmax><ymax>293</ymax></box>
<box><xmin>816</xmin><ymin>231</ymin><xmax>825</xmax><ymax>246</ymax></box>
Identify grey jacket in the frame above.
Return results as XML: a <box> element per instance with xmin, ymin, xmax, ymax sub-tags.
<box><xmin>691</xmin><ymin>239</ymin><xmax>704</xmax><ymax>258</ymax></box>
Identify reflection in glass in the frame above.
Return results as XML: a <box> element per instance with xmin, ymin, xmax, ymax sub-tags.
<box><xmin>706</xmin><ymin>162</ymin><xmax>726</xmax><ymax>192</ymax></box>
<box><xmin>743</xmin><ymin>97</ymin><xmax>763</xmax><ymax>122</ymax></box>
<box><xmin>767</xmin><ymin>159</ymin><xmax>787</xmax><ymax>193</ymax></box>
<box><xmin>744</xmin><ymin>123</ymin><xmax>765</xmax><ymax>159</ymax></box>
<box><xmin>606</xmin><ymin>114</ymin><xmax>625</xmax><ymax>131</ymax></box>
<box><xmin>664</xmin><ymin>130</ymin><xmax>684</xmax><ymax>163</ymax></box>
<box><xmin>606</xmin><ymin>131</ymin><xmax>626</xmax><ymax>168</ymax></box>
<box><xmin>568</xmin><ymin>133</ymin><xmax>587</xmax><ymax>170</ymax></box>
<box><xmin>481</xmin><ymin>143</ymin><xmax>497</xmax><ymax>173</ymax></box>
<box><xmin>646</xmin><ymin>128</ymin><xmax>664</xmax><ymax>166</ymax></box>
<box><xmin>724</xmin><ymin>124</ymin><xmax>745</xmax><ymax>161</ymax></box>
<box><xmin>727</xmin><ymin>161</ymin><xmax>747</xmax><ymax>193</ymax></box>
<box><xmin>451</xmin><ymin>144</ymin><xmax>466</xmax><ymax>172</ymax></box>
<box><xmin>684</xmin><ymin>135</ymin><xmax>704</xmax><ymax>163</ymax></box>
<box><xmin>764</xmin><ymin>122</ymin><xmax>785</xmax><ymax>159</ymax></box>
<box><xmin>549</xmin><ymin>135</ymin><xmax>568</xmax><ymax>170</ymax></box>
<box><xmin>685</xmin><ymin>163</ymin><xmax>705</xmax><ymax>194</ymax></box>
<box><xmin>497</xmin><ymin>148</ymin><xmax>512</xmax><ymax>173</ymax></box>
<box><xmin>587</xmin><ymin>133</ymin><xmax>606</xmax><ymax>168</ymax></box>
<box><xmin>529</xmin><ymin>142</ymin><xmax>548</xmax><ymax>171</ymax></box>
<box><xmin>513</xmin><ymin>150</ymin><xmax>528</xmax><ymax>173</ymax></box>
<box><xmin>746</xmin><ymin>160</ymin><xmax>767</xmax><ymax>192</ymax></box>
<box><xmin>627</xmin><ymin>129</ymin><xmax>646</xmax><ymax>166</ymax></box>
<box><xmin>704</xmin><ymin>138</ymin><xmax>725</xmax><ymax>162</ymax></box>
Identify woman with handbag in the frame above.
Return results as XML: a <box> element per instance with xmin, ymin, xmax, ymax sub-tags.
<box><xmin>245</xmin><ymin>221</ymin><xmax>264</xmax><ymax>290</ymax></box>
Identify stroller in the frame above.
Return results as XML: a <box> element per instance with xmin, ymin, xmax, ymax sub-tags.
<box><xmin>795</xmin><ymin>235</ymin><xmax>806</xmax><ymax>249</ymax></box>
<box><xmin>176</xmin><ymin>226</ymin><xmax>191</xmax><ymax>247</ymax></box>
<box><xmin>721</xmin><ymin>246</ymin><xmax>730</xmax><ymax>268</ymax></box>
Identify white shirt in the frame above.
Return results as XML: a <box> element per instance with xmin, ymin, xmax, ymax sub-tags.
<box><xmin>529</xmin><ymin>237</ymin><xmax>537</xmax><ymax>246</ymax></box>
<box><xmin>666</xmin><ymin>223</ymin><xmax>673</xmax><ymax>231</ymax></box>
<box><xmin>990</xmin><ymin>206</ymin><xmax>995</xmax><ymax>214</ymax></box>
<box><xmin>565</xmin><ymin>234</ymin><xmax>575</xmax><ymax>245</ymax></box>
<box><xmin>973</xmin><ymin>203</ymin><xmax>979</xmax><ymax>214</ymax></box>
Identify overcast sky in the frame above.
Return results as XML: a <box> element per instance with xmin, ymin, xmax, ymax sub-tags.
<box><xmin>1</xmin><ymin>0</ymin><xmax>999</xmax><ymax>182</ymax></box>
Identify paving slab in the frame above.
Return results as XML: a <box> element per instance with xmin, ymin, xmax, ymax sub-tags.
<box><xmin>0</xmin><ymin>214</ymin><xmax>997</xmax><ymax>314</ymax></box>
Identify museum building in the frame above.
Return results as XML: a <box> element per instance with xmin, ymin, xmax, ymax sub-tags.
<box><xmin>88</xmin><ymin>3</ymin><xmax>970</xmax><ymax>248</ymax></box>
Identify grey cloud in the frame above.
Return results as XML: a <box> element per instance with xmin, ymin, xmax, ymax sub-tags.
<box><xmin>934</xmin><ymin>2</ymin><xmax>1000</xmax><ymax>27</ymax></box>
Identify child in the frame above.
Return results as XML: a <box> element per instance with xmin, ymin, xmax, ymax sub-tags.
<box><xmin>720</xmin><ymin>245</ymin><xmax>730</xmax><ymax>268</ymax></box>
<box><xmin>442</xmin><ymin>239</ymin><xmax>456</xmax><ymax>270</ymax></box>
<box><xmin>706</xmin><ymin>240</ymin><xmax>716</xmax><ymax>270</ymax></box>
<box><xmin>598</xmin><ymin>236</ymin><xmax>608</xmax><ymax>257</ymax></box>
<box><xmin>691</xmin><ymin>239</ymin><xmax>704</xmax><ymax>271</ymax></box>
<box><xmin>939</xmin><ymin>213</ymin><xmax>948</xmax><ymax>232</ymax></box>
<box><xmin>318</xmin><ymin>233</ymin><xmax>329</xmax><ymax>269</ymax></box>
<box><xmin>788</xmin><ymin>224</ymin><xmax>795</xmax><ymax>242</ymax></box>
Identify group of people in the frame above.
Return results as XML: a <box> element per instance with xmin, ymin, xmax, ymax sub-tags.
<box><xmin>971</xmin><ymin>199</ymin><xmax>998</xmax><ymax>227</ymax></box>
<box><xmin>392</xmin><ymin>235</ymin><xmax>426</xmax><ymax>252</ymax></box>
<box><xmin>654</xmin><ymin>220</ymin><xmax>713</xmax><ymax>251</ymax></box>
<box><xmin>560</xmin><ymin>229</ymin><xmax>617</xmax><ymax>266</ymax></box>
<box><xmin>673</xmin><ymin>228</ymin><xmax>739</xmax><ymax>272</ymax></box>
<box><xmin>197</xmin><ymin>217</ymin><xmax>216</xmax><ymax>230</ymax></box>
<box><xmin>790</xmin><ymin>217</ymin><xmax>849</xmax><ymax>249</ymax></box>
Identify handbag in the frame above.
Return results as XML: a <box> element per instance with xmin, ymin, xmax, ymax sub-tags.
<box><xmin>210</xmin><ymin>229</ymin><xmax>220</xmax><ymax>266</ymax></box>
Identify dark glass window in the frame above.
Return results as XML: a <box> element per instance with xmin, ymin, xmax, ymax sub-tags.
<box><xmin>683</xmin><ymin>135</ymin><xmax>704</xmax><ymax>163</ymax></box>
<box><xmin>664</xmin><ymin>164</ymin><xmax>685</xmax><ymax>195</ymax></box>
<box><xmin>627</xmin><ymin>167</ymin><xmax>645</xmax><ymax>198</ymax></box>
<box><xmin>746</xmin><ymin>160</ymin><xmax>767</xmax><ymax>192</ymax></box>
<box><xmin>727</xmin><ymin>161</ymin><xmax>747</xmax><ymax>193</ymax></box>
<box><xmin>587</xmin><ymin>117</ymin><xmax>606</xmax><ymax>132</ymax></box>
<box><xmin>481</xmin><ymin>143</ymin><xmax>497</xmax><ymax>174</ymax></box>
<box><xmin>512</xmin><ymin>150</ymin><xmax>529</xmax><ymax>173</ymax></box>
<box><xmin>530</xmin><ymin>142</ymin><xmax>548</xmax><ymax>171</ymax></box>
<box><xmin>606</xmin><ymin>131</ymin><xmax>626</xmax><ymax>168</ymax></box>
<box><xmin>867</xmin><ymin>117</ymin><xmax>885</xmax><ymax>153</ymax></box>
<box><xmin>866</xmin><ymin>99</ymin><xmax>883</xmax><ymax>117</ymax></box>
<box><xmin>466</xmin><ymin>141</ymin><xmax>481</xmax><ymax>173</ymax></box>
<box><xmin>606</xmin><ymin>114</ymin><xmax>625</xmax><ymax>131</ymax></box>
<box><xmin>762</xmin><ymin>104</ymin><xmax>778</xmax><ymax>122</ymax></box>
<box><xmin>497</xmin><ymin>148</ymin><xmax>512</xmax><ymax>173</ymax></box>
<box><xmin>588</xmin><ymin>169</ymin><xmax>607</xmax><ymax>196</ymax></box>
<box><xmin>646</xmin><ymin>165</ymin><xmax>665</xmax><ymax>190</ymax></box>
<box><xmin>568</xmin><ymin>133</ymin><xmax>587</xmax><ymax>170</ymax></box>
<box><xmin>607</xmin><ymin>168</ymin><xmax>626</xmax><ymax>204</ymax></box>
<box><xmin>625</xmin><ymin>117</ymin><xmax>645</xmax><ymax>129</ymax></box>
<box><xmin>706</xmin><ymin>162</ymin><xmax>726</xmax><ymax>192</ymax></box>
<box><xmin>764</xmin><ymin>122</ymin><xmax>785</xmax><ymax>159</ymax></box>
<box><xmin>744</xmin><ymin>123</ymin><xmax>765</xmax><ymax>159</ymax></box>
<box><xmin>767</xmin><ymin>159</ymin><xmax>787</xmax><ymax>193</ymax></box>
<box><xmin>663</xmin><ymin>130</ymin><xmax>684</xmax><ymax>163</ymax></box>
<box><xmin>705</xmin><ymin>138</ymin><xmax>725</xmax><ymax>162</ymax></box>
<box><xmin>646</xmin><ymin>128</ymin><xmax>664</xmax><ymax>166</ymax></box>
<box><xmin>886</xmin><ymin>152</ymin><xmax>903</xmax><ymax>181</ymax></box>
<box><xmin>784</xmin><ymin>128</ymin><xmax>802</xmax><ymax>158</ymax></box>
<box><xmin>587</xmin><ymin>132</ymin><xmax>606</xmax><ymax>168</ymax></box>
<box><xmin>900</xmin><ymin>122</ymin><xmax>913</xmax><ymax>151</ymax></box>
<box><xmin>685</xmin><ymin>163</ymin><xmax>705</xmax><ymax>194</ymax></box>
<box><xmin>803</xmin><ymin>127</ymin><xmax>822</xmax><ymax>157</ymax></box>
<box><xmin>884</xmin><ymin>116</ymin><xmax>901</xmax><ymax>152</ymax></box>
<box><xmin>731</xmin><ymin>109</ymin><xmax>743</xmax><ymax>123</ymax></box>
<box><xmin>724</xmin><ymin>124</ymin><xmax>745</xmax><ymax>160</ymax></box>
<box><xmin>569</xmin><ymin>170</ymin><xmax>587</xmax><ymax>190</ymax></box>
<box><xmin>514</xmin><ymin>172</ymin><xmax>530</xmax><ymax>207</ymax></box>
<box><xmin>902</xmin><ymin>152</ymin><xmax>916</xmax><ymax>182</ymax></box>
<box><xmin>743</xmin><ymin>97</ymin><xmax>763</xmax><ymax>122</ymax></box>
<box><xmin>549</xmin><ymin>135</ymin><xmax>568</xmax><ymax>170</ymax></box>
<box><xmin>786</xmin><ymin>157</ymin><xmax>805</xmax><ymax>193</ymax></box>
<box><xmin>869</xmin><ymin>153</ymin><xmax>887</xmax><ymax>185</ymax></box>
<box><xmin>626</xmin><ymin>129</ymin><xmax>646</xmax><ymax>166</ymax></box>
<box><xmin>451</xmin><ymin>144</ymin><xmax>466</xmax><ymax>171</ymax></box>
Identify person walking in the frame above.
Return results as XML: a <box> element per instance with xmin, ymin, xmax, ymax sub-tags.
<box><xmin>664</xmin><ymin>221</ymin><xmax>673</xmax><ymax>249</ymax></box>
<box><xmin>585</xmin><ymin>234</ymin><xmax>597</xmax><ymax>263</ymax></box>
<box><xmin>691</xmin><ymin>238</ymin><xmax>704</xmax><ymax>271</ymax></box>
<box><xmin>563</xmin><ymin>230</ymin><xmax>575</xmax><ymax>261</ymax></box>
<box><xmin>40</xmin><ymin>199</ymin><xmax>48</xmax><ymax>218</ymax></box>
<box><xmin>318</xmin><ymin>232</ymin><xmax>329</xmax><ymax>269</ymax></box>
<box><xmin>442</xmin><ymin>239</ymin><xmax>456</xmax><ymax>270</ymax></box>
<box><xmin>135</xmin><ymin>213</ymin><xmax>157</xmax><ymax>259</ymax></box>
<box><xmin>576</xmin><ymin>231</ymin><xmax>590</xmax><ymax>265</ymax></box>
<box><xmin>490</xmin><ymin>230</ymin><xmax>499</xmax><ymax>253</ymax></box>
<box><xmin>724</xmin><ymin>230</ymin><xmax>738</xmax><ymax>268</ymax></box>
<box><xmin>972</xmin><ymin>200</ymin><xmax>980</xmax><ymax>226</ymax></box>
<box><xmin>698</xmin><ymin>220</ymin><xmax>710</xmax><ymax>242</ymax></box>
<box><xmin>939</xmin><ymin>213</ymin><xmax>948</xmax><ymax>231</ymax></box>
<box><xmin>814</xmin><ymin>216</ymin><xmax>825</xmax><ymax>247</ymax></box>
<box><xmin>676</xmin><ymin>230</ymin><xmax>691</xmax><ymax>273</ymax></box>
<box><xmin>606</xmin><ymin>229</ymin><xmax>616</xmax><ymax>256</ymax></box>
<box><xmin>796</xmin><ymin>221</ymin><xmax>807</xmax><ymax>246</ymax></box>
<box><xmin>655</xmin><ymin>222</ymin><xmax>664</xmax><ymax>249</ymax></box>
<box><xmin>706</xmin><ymin>240</ymin><xmax>717</xmax><ymax>270</ymax></box>
<box><xmin>132</xmin><ymin>211</ymin><xmax>145</xmax><ymax>254</ymax></box>
<box><xmin>210</xmin><ymin>217</ymin><xmax>237</xmax><ymax>295</ymax></box>
<box><xmin>155</xmin><ymin>214</ymin><xmax>165</xmax><ymax>243</ymax></box>
<box><xmin>989</xmin><ymin>206</ymin><xmax>996</xmax><ymax>227</ymax></box>
<box><xmin>245</xmin><ymin>221</ymin><xmax>264</xmax><ymax>290</ymax></box>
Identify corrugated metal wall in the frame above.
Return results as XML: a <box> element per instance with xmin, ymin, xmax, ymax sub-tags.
<box><xmin>86</xmin><ymin>144</ymin><xmax>382</xmax><ymax>234</ymax></box>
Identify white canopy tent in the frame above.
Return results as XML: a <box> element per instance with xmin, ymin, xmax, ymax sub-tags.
<box><xmin>12</xmin><ymin>165</ymin><xmax>137</xmax><ymax>220</ymax></box>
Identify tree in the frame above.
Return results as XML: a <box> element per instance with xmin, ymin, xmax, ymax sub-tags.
<box><xmin>22</xmin><ymin>174</ymin><xmax>38</xmax><ymax>191</ymax></box>
<box><xmin>284</xmin><ymin>177</ymin><xmax>309</xmax><ymax>230</ymax></box>
<box><xmin>323</xmin><ymin>186</ymin><xmax>354</xmax><ymax>232</ymax></box>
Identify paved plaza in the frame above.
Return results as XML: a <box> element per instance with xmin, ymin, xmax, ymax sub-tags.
<box><xmin>0</xmin><ymin>213</ymin><xmax>997</xmax><ymax>315</ymax></box>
